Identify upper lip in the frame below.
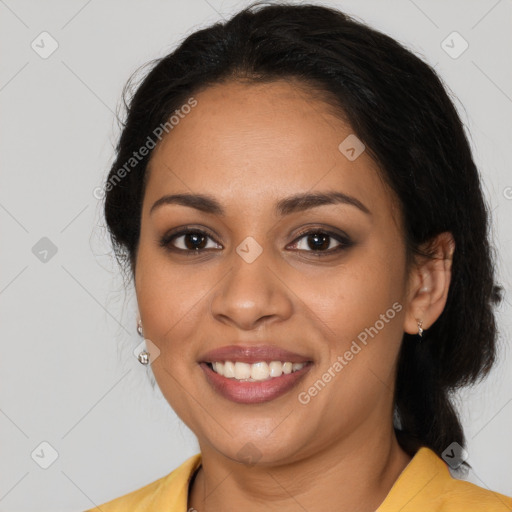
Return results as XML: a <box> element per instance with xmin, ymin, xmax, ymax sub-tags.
<box><xmin>199</xmin><ymin>345</ymin><xmax>312</xmax><ymax>364</ymax></box>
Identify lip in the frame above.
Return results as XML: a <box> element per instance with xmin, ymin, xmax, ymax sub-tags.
<box><xmin>198</xmin><ymin>344</ymin><xmax>311</xmax><ymax>364</ymax></box>
<box><xmin>198</xmin><ymin>344</ymin><xmax>314</xmax><ymax>404</ymax></box>
<box><xmin>200</xmin><ymin>361</ymin><xmax>313</xmax><ymax>404</ymax></box>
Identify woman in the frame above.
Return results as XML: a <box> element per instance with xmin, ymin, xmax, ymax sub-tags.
<box><xmin>88</xmin><ymin>2</ymin><xmax>512</xmax><ymax>510</ymax></box>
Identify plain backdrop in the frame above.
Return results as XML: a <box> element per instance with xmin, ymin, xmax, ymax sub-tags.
<box><xmin>1</xmin><ymin>0</ymin><xmax>511</xmax><ymax>510</ymax></box>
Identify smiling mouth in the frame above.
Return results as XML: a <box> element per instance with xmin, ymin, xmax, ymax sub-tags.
<box><xmin>206</xmin><ymin>360</ymin><xmax>310</xmax><ymax>382</ymax></box>
<box><xmin>198</xmin><ymin>344</ymin><xmax>314</xmax><ymax>403</ymax></box>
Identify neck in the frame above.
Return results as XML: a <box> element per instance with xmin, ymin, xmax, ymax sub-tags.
<box><xmin>188</xmin><ymin>422</ymin><xmax>412</xmax><ymax>512</ymax></box>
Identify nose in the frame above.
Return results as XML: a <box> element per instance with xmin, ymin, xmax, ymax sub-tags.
<box><xmin>209</xmin><ymin>247</ymin><xmax>294</xmax><ymax>331</ymax></box>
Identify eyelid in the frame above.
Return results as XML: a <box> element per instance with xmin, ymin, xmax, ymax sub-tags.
<box><xmin>291</xmin><ymin>225</ymin><xmax>351</xmax><ymax>242</ymax></box>
<box><xmin>161</xmin><ymin>224</ymin><xmax>221</xmax><ymax>241</ymax></box>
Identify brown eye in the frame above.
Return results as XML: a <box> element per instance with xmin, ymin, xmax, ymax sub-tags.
<box><xmin>289</xmin><ymin>229</ymin><xmax>353</xmax><ymax>255</ymax></box>
<box><xmin>159</xmin><ymin>229</ymin><xmax>222</xmax><ymax>253</ymax></box>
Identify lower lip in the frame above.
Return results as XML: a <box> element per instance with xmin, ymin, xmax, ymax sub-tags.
<box><xmin>199</xmin><ymin>362</ymin><xmax>312</xmax><ymax>404</ymax></box>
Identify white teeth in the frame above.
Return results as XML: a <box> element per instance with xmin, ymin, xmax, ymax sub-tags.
<box><xmin>209</xmin><ymin>360</ymin><xmax>307</xmax><ymax>380</ymax></box>
<box><xmin>251</xmin><ymin>362</ymin><xmax>269</xmax><ymax>381</ymax></box>
<box><xmin>269</xmin><ymin>361</ymin><xmax>283</xmax><ymax>377</ymax></box>
<box><xmin>234</xmin><ymin>362</ymin><xmax>251</xmax><ymax>380</ymax></box>
<box><xmin>223</xmin><ymin>361</ymin><xmax>235</xmax><ymax>378</ymax></box>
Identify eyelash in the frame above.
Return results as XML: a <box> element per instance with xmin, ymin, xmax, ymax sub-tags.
<box><xmin>158</xmin><ymin>227</ymin><xmax>353</xmax><ymax>257</ymax></box>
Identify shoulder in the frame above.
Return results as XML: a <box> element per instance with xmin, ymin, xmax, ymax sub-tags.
<box><xmin>436</xmin><ymin>469</ymin><xmax>512</xmax><ymax>511</ymax></box>
<box><xmin>378</xmin><ymin>447</ymin><xmax>512</xmax><ymax>512</ymax></box>
<box><xmin>83</xmin><ymin>453</ymin><xmax>202</xmax><ymax>512</ymax></box>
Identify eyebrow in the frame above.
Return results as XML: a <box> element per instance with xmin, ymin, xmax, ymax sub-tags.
<box><xmin>149</xmin><ymin>191</ymin><xmax>371</xmax><ymax>217</ymax></box>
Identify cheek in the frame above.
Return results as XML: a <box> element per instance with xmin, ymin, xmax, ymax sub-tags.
<box><xmin>300</xmin><ymin>239</ymin><xmax>406</xmax><ymax>403</ymax></box>
<box><xmin>135</xmin><ymin>242</ymin><xmax>207</xmax><ymax>357</ymax></box>
<box><xmin>135</xmin><ymin>244</ymin><xmax>210</xmax><ymax>425</ymax></box>
<box><xmin>303</xmin><ymin>243</ymin><xmax>405</xmax><ymax>343</ymax></box>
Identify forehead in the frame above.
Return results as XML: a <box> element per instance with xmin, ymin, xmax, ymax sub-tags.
<box><xmin>144</xmin><ymin>80</ymin><xmax>398</xmax><ymax>223</ymax></box>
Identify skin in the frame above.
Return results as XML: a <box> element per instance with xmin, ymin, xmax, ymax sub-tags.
<box><xmin>134</xmin><ymin>79</ymin><xmax>455</xmax><ymax>511</ymax></box>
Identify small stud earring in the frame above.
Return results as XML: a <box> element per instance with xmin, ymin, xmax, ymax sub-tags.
<box><xmin>417</xmin><ymin>319</ymin><xmax>424</xmax><ymax>338</ymax></box>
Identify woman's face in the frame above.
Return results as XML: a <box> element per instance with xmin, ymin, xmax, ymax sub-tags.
<box><xmin>135</xmin><ymin>80</ymin><xmax>412</xmax><ymax>464</ymax></box>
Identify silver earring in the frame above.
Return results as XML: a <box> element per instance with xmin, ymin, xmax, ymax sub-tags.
<box><xmin>417</xmin><ymin>319</ymin><xmax>424</xmax><ymax>338</ymax></box>
<box><xmin>136</xmin><ymin>319</ymin><xmax>150</xmax><ymax>365</ymax></box>
<box><xmin>137</xmin><ymin>350</ymin><xmax>150</xmax><ymax>365</ymax></box>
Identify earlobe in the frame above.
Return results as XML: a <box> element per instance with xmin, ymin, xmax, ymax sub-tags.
<box><xmin>403</xmin><ymin>267</ymin><xmax>432</xmax><ymax>336</ymax></box>
<box><xmin>403</xmin><ymin>231</ymin><xmax>455</xmax><ymax>337</ymax></box>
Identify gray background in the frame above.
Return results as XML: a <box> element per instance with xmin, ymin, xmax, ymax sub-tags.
<box><xmin>1</xmin><ymin>0</ymin><xmax>511</xmax><ymax>510</ymax></box>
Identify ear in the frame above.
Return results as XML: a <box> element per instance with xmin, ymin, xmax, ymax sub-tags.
<box><xmin>403</xmin><ymin>231</ymin><xmax>455</xmax><ymax>336</ymax></box>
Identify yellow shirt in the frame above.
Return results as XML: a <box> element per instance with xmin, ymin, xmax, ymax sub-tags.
<box><xmin>86</xmin><ymin>447</ymin><xmax>512</xmax><ymax>511</ymax></box>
